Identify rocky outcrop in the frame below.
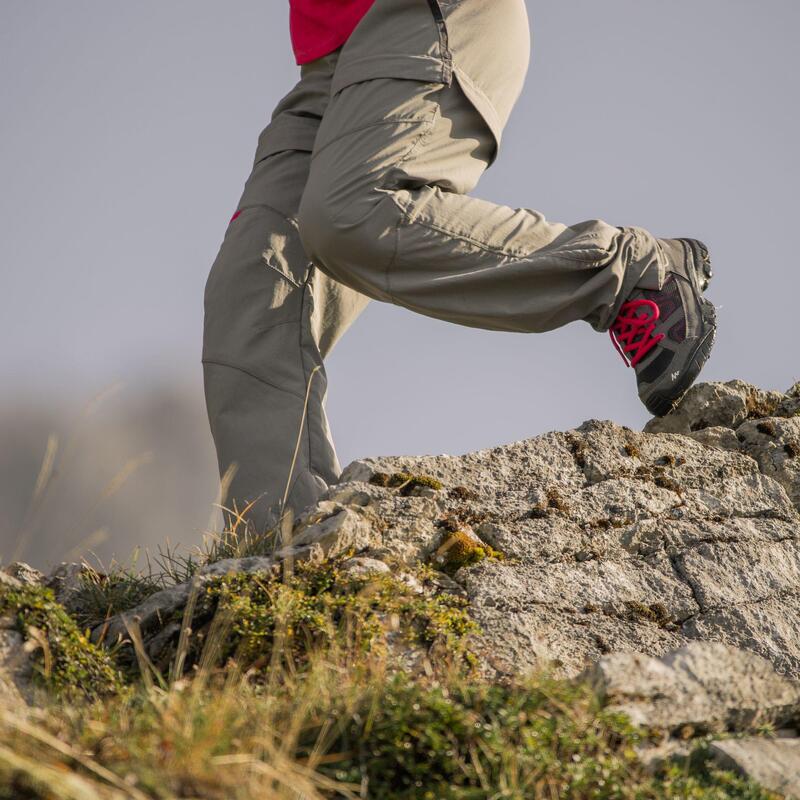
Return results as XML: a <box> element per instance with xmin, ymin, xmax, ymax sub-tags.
<box><xmin>75</xmin><ymin>379</ymin><xmax>800</xmax><ymax>682</ymax></box>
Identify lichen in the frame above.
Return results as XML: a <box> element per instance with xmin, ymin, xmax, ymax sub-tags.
<box><xmin>0</xmin><ymin>582</ymin><xmax>122</xmax><ymax>697</ymax></box>
<box><xmin>784</xmin><ymin>441</ymin><xmax>800</xmax><ymax>459</ymax></box>
<box><xmin>746</xmin><ymin>393</ymin><xmax>781</xmax><ymax>420</ymax></box>
<box><xmin>565</xmin><ymin>432</ymin><xmax>588</xmax><ymax>469</ymax></box>
<box><xmin>546</xmin><ymin>487</ymin><xmax>570</xmax><ymax>513</ymax></box>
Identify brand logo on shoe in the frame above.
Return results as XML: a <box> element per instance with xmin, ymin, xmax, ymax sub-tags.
<box><xmin>671</xmin><ymin>370</ymin><xmax>681</xmax><ymax>382</ymax></box>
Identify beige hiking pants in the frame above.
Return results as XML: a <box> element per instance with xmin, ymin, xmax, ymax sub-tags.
<box><xmin>203</xmin><ymin>0</ymin><xmax>664</xmax><ymax>531</ymax></box>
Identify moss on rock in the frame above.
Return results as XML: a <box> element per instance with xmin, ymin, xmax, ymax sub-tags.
<box><xmin>0</xmin><ymin>582</ymin><xmax>122</xmax><ymax>698</ymax></box>
<box><xmin>182</xmin><ymin>559</ymin><xmax>477</xmax><ymax>673</ymax></box>
<box><xmin>432</xmin><ymin>531</ymin><xmax>503</xmax><ymax>576</ymax></box>
<box><xmin>370</xmin><ymin>471</ymin><xmax>444</xmax><ymax>495</ymax></box>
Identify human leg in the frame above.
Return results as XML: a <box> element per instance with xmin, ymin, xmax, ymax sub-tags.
<box><xmin>203</xmin><ymin>53</ymin><xmax>369</xmax><ymax>532</ymax></box>
<box><xmin>298</xmin><ymin>2</ymin><xmax>714</xmax><ymax>414</ymax></box>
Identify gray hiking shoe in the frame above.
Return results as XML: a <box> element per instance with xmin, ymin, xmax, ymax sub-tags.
<box><xmin>609</xmin><ymin>238</ymin><xmax>716</xmax><ymax>417</ymax></box>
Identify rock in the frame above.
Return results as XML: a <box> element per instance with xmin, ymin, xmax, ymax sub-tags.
<box><xmin>0</xmin><ymin>628</ymin><xmax>33</xmax><ymax>703</ymax></box>
<box><xmin>687</xmin><ymin>426</ymin><xmax>740</xmax><ymax>452</ymax></box>
<box><xmin>645</xmin><ymin>381</ymin><xmax>783</xmax><ymax>435</ymax></box>
<box><xmin>340</xmin><ymin>557</ymin><xmax>391</xmax><ymax>578</ymax></box>
<box><xmin>0</xmin><ymin>571</ymin><xmax>22</xmax><ymax>590</ymax></box>
<box><xmin>289</xmin><ymin>505</ymin><xmax>379</xmax><ymax>557</ymax></box>
<box><xmin>737</xmin><ymin>417</ymin><xmax>800</xmax><ymax>510</ymax></box>
<box><xmin>709</xmin><ymin>738</ymin><xmax>800</xmax><ymax>797</ymax></box>
<box><xmin>46</xmin><ymin>562</ymin><xmax>90</xmax><ymax>612</ymax></box>
<box><xmin>585</xmin><ymin>642</ymin><xmax>800</xmax><ymax>733</ymax></box>
<box><xmin>87</xmin><ymin>383</ymin><xmax>800</xmax><ymax>685</ymax></box>
<box><xmin>2</xmin><ymin>563</ymin><xmax>44</xmax><ymax>586</ymax></box>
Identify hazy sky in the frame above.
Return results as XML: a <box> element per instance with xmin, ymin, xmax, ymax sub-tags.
<box><xmin>3</xmin><ymin>0</ymin><xmax>799</xmax><ymax>468</ymax></box>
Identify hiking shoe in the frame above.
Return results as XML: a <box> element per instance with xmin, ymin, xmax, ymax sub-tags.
<box><xmin>609</xmin><ymin>238</ymin><xmax>716</xmax><ymax>417</ymax></box>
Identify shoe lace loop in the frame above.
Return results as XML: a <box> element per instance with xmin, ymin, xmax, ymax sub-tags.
<box><xmin>609</xmin><ymin>299</ymin><xmax>665</xmax><ymax>368</ymax></box>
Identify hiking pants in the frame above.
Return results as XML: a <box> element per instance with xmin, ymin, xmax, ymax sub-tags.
<box><xmin>203</xmin><ymin>0</ymin><xmax>665</xmax><ymax>531</ymax></box>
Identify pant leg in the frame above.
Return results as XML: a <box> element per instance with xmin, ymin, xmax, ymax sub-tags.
<box><xmin>298</xmin><ymin>13</ymin><xmax>665</xmax><ymax>335</ymax></box>
<box><xmin>203</xmin><ymin>53</ymin><xmax>369</xmax><ymax>533</ymax></box>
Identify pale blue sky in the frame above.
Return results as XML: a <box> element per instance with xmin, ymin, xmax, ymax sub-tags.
<box><xmin>2</xmin><ymin>1</ymin><xmax>799</xmax><ymax>563</ymax></box>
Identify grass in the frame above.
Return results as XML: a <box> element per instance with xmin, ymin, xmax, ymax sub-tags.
<box><xmin>0</xmin><ymin>551</ymin><xmax>782</xmax><ymax>800</ymax></box>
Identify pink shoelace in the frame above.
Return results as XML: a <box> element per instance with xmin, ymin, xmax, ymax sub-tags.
<box><xmin>609</xmin><ymin>299</ymin><xmax>665</xmax><ymax>368</ymax></box>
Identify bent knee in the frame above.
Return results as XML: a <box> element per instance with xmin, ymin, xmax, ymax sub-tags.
<box><xmin>298</xmin><ymin>176</ymin><xmax>396</xmax><ymax>300</ymax></box>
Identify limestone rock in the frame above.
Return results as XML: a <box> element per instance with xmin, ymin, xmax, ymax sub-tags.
<box><xmin>46</xmin><ymin>562</ymin><xmax>91</xmax><ymax>612</ymax></box>
<box><xmin>709</xmin><ymin>738</ymin><xmax>800</xmax><ymax>797</ymax></box>
<box><xmin>0</xmin><ymin>628</ymin><xmax>33</xmax><ymax>704</ymax></box>
<box><xmin>737</xmin><ymin>417</ymin><xmax>800</xmax><ymax>510</ymax></box>
<box><xmin>585</xmin><ymin>642</ymin><xmax>800</xmax><ymax>733</ymax></box>
<box><xmin>2</xmin><ymin>563</ymin><xmax>44</xmax><ymax>587</ymax></box>
<box><xmin>644</xmin><ymin>380</ymin><xmax>783</xmax><ymax>435</ymax></box>
<box><xmin>687</xmin><ymin>425</ymin><xmax>740</xmax><ymax>452</ymax></box>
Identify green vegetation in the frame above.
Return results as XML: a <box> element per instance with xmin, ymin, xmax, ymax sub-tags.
<box><xmin>0</xmin><ymin>555</ymin><xmax>780</xmax><ymax>799</ymax></box>
<box><xmin>370</xmin><ymin>471</ymin><xmax>444</xmax><ymax>495</ymax></box>
<box><xmin>0</xmin><ymin>582</ymin><xmax>121</xmax><ymax>698</ymax></box>
<box><xmin>195</xmin><ymin>560</ymin><xmax>478</xmax><ymax>672</ymax></box>
<box><xmin>431</xmin><ymin>530</ymin><xmax>504</xmax><ymax>575</ymax></box>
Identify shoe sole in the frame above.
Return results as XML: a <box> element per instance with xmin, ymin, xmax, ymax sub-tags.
<box><xmin>643</xmin><ymin>239</ymin><xmax>717</xmax><ymax>417</ymax></box>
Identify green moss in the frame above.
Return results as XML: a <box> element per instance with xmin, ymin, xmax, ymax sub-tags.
<box><xmin>0</xmin><ymin>582</ymin><xmax>122</xmax><ymax>698</ymax></box>
<box><xmin>431</xmin><ymin>531</ymin><xmax>503</xmax><ymax>576</ymax></box>
<box><xmin>308</xmin><ymin>673</ymin><xmax>775</xmax><ymax>800</ymax></box>
<box><xmin>371</xmin><ymin>471</ymin><xmax>444</xmax><ymax>496</ymax></box>
<box><xmin>192</xmin><ymin>559</ymin><xmax>477</xmax><ymax>673</ymax></box>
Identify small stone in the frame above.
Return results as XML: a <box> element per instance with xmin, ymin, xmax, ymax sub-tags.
<box><xmin>340</xmin><ymin>557</ymin><xmax>391</xmax><ymax>578</ymax></box>
<box><xmin>709</xmin><ymin>738</ymin><xmax>800</xmax><ymax>797</ymax></box>
<box><xmin>687</xmin><ymin>426</ymin><xmax>740</xmax><ymax>452</ymax></box>
<box><xmin>2</xmin><ymin>562</ymin><xmax>44</xmax><ymax>586</ymax></box>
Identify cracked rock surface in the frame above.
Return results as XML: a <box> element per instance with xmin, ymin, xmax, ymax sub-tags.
<box><xmin>83</xmin><ymin>381</ymin><xmax>800</xmax><ymax>681</ymax></box>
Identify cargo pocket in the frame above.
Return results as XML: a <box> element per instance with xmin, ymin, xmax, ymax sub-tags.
<box><xmin>260</xmin><ymin>211</ymin><xmax>312</xmax><ymax>291</ymax></box>
<box><xmin>203</xmin><ymin>204</ymin><xmax>313</xmax><ymax>395</ymax></box>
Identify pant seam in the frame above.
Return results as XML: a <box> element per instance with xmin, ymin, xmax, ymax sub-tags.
<box><xmin>294</xmin><ymin>282</ymin><xmax>324</xmax><ymax>508</ymax></box>
<box><xmin>400</xmin><ymin>212</ymin><xmax>609</xmax><ymax>266</ymax></box>
<box><xmin>202</xmin><ymin>358</ymin><xmax>307</xmax><ymax>402</ymax></box>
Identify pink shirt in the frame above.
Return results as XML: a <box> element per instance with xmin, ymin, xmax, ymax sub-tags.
<box><xmin>290</xmin><ymin>0</ymin><xmax>376</xmax><ymax>65</ymax></box>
